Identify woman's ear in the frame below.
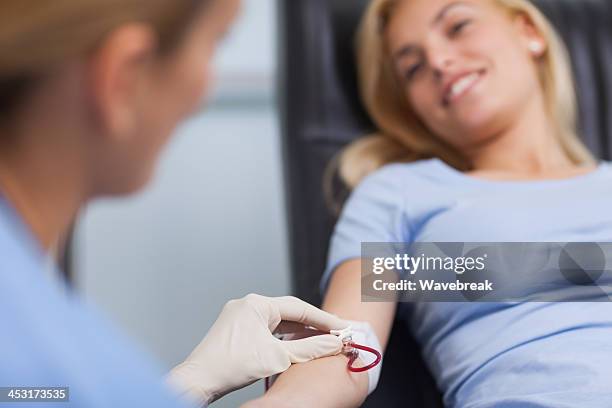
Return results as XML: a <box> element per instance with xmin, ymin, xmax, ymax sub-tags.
<box><xmin>514</xmin><ymin>13</ymin><xmax>546</xmax><ymax>58</ymax></box>
<box><xmin>86</xmin><ymin>23</ymin><xmax>157</xmax><ymax>141</ymax></box>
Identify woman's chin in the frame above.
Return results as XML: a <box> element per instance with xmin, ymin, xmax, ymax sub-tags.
<box><xmin>450</xmin><ymin>107</ymin><xmax>506</xmax><ymax>139</ymax></box>
<box><xmin>93</xmin><ymin>171</ymin><xmax>156</xmax><ymax>200</ymax></box>
<box><xmin>122</xmin><ymin>173</ymin><xmax>156</xmax><ymax>197</ymax></box>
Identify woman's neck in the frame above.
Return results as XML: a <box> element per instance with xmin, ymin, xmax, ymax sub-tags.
<box><xmin>0</xmin><ymin>132</ymin><xmax>86</xmax><ymax>253</ymax></box>
<box><xmin>0</xmin><ymin>66</ymin><xmax>93</xmax><ymax>253</ymax></box>
<box><xmin>464</xmin><ymin>93</ymin><xmax>581</xmax><ymax>175</ymax></box>
<box><xmin>0</xmin><ymin>157</ymin><xmax>82</xmax><ymax>254</ymax></box>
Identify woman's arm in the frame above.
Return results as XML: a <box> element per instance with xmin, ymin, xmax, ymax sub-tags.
<box><xmin>242</xmin><ymin>259</ymin><xmax>396</xmax><ymax>408</ymax></box>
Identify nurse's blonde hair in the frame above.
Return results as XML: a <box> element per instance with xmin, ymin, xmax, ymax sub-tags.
<box><xmin>338</xmin><ymin>0</ymin><xmax>596</xmax><ymax>188</ymax></box>
<box><xmin>0</xmin><ymin>0</ymin><xmax>210</xmax><ymax>122</ymax></box>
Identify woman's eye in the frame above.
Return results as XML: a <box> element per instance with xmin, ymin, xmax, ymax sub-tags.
<box><xmin>449</xmin><ymin>19</ymin><xmax>472</xmax><ymax>36</ymax></box>
<box><xmin>404</xmin><ymin>63</ymin><xmax>423</xmax><ymax>81</ymax></box>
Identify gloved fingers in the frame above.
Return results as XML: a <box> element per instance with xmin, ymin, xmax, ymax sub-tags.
<box><xmin>271</xmin><ymin>296</ymin><xmax>348</xmax><ymax>332</ymax></box>
<box><xmin>280</xmin><ymin>334</ymin><xmax>343</xmax><ymax>364</ymax></box>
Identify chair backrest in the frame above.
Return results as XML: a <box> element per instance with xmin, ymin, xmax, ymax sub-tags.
<box><xmin>279</xmin><ymin>1</ymin><xmax>612</xmax><ymax>406</ymax></box>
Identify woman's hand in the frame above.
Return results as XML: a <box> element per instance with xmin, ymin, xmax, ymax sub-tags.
<box><xmin>166</xmin><ymin>294</ymin><xmax>346</xmax><ymax>406</ymax></box>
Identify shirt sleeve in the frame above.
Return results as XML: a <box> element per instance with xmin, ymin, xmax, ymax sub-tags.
<box><xmin>320</xmin><ymin>165</ymin><xmax>410</xmax><ymax>293</ymax></box>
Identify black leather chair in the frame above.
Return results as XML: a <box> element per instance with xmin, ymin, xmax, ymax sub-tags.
<box><xmin>278</xmin><ymin>0</ymin><xmax>612</xmax><ymax>406</ymax></box>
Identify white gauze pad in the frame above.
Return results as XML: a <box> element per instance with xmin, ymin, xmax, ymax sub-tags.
<box><xmin>345</xmin><ymin>320</ymin><xmax>383</xmax><ymax>395</ymax></box>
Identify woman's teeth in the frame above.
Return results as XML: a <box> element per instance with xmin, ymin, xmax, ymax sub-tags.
<box><xmin>448</xmin><ymin>72</ymin><xmax>481</xmax><ymax>102</ymax></box>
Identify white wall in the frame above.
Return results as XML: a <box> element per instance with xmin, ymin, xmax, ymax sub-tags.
<box><xmin>74</xmin><ymin>1</ymin><xmax>288</xmax><ymax>406</ymax></box>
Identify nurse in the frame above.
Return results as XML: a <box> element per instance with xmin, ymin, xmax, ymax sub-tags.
<box><xmin>0</xmin><ymin>0</ymin><xmax>345</xmax><ymax>407</ymax></box>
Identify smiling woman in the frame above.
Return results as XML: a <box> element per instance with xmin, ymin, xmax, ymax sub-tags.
<box><xmin>248</xmin><ymin>1</ymin><xmax>612</xmax><ymax>408</ymax></box>
<box><xmin>338</xmin><ymin>0</ymin><xmax>595</xmax><ymax>187</ymax></box>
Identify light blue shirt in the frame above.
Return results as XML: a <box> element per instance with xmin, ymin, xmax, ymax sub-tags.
<box><xmin>323</xmin><ymin>158</ymin><xmax>612</xmax><ymax>407</ymax></box>
<box><xmin>0</xmin><ymin>196</ymin><xmax>192</xmax><ymax>408</ymax></box>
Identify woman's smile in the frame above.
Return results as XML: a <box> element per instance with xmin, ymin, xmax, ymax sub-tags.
<box><xmin>442</xmin><ymin>68</ymin><xmax>487</xmax><ymax>107</ymax></box>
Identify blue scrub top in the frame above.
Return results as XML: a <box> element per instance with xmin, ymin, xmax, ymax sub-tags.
<box><xmin>324</xmin><ymin>158</ymin><xmax>612</xmax><ymax>407</ymax></box>
<box><xmin>0</xmin><ymin>195</ymin><xmax>192</xmax><ymax>408</ymax></box>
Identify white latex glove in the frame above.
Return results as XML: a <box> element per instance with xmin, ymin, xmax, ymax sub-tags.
<box><xmin>166</xmin><ymin>294</ymin><xmax>347</xmax><ymax>406</ymax></box>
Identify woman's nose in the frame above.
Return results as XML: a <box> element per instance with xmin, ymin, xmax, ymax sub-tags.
<box><xmin>425</xmin><ymin>43</ymin><xmax>457</xmax><ymax>81</ymax></box>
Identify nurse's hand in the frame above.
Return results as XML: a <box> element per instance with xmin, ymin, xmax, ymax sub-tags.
<box><xmin>166</xmin><ymin>294</ymin><xmax>346</xmax><ymax>406</ymax></box>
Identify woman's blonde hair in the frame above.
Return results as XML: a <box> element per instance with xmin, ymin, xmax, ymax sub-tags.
<box><xmin>338</xmin><ymin>0</ymin><xmax>596</xmax><ymax>188</ymax></box>
<box><xmin>0</xmin><ymin>0</ymin><xmax>209</xmax><ymax>121</ymax></box>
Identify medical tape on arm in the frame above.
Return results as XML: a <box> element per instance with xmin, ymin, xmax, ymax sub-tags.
<box><xmin>331</xmin><ymin>320</ymin><xmax>383</xmax><ymax>395</ymax></box>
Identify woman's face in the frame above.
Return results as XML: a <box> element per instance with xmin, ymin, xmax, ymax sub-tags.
<box><xmin>92</xmin><ymin>0</ymin><xmax>240</xmax><ymax>196</ymax></box>
<box><xmin>385</xmin><ymin>0</ymin><xmax>546</xmax><ymax>152</ymax></box>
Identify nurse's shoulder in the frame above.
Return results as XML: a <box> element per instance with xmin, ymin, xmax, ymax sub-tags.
<box><xmin>0</xmin><ymin>202</ymin><xmax>189</xmax><ymax>408</ymax></box>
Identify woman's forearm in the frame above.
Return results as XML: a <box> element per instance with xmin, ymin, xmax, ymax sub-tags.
<box><xmin>253</xmin><ymin>353</ymin><xmax>369</xmax><ymax>408</ymax></box>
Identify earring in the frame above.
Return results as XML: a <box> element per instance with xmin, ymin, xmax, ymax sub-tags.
<box><xmin>529</xmin><ymin>41</ymin><xmax>543</xmax><ymax>54</ymax></box>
